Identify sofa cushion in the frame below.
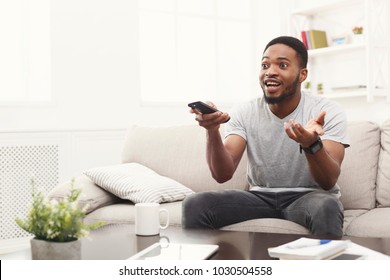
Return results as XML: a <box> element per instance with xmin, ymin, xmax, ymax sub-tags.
<box><xmin>48</xmin><ymin>175</ymin><xmax>120</xmax><ymax>214</ymax></box>
<box><xmin>343</xmin><ymin>209</ymin><xmax>368</xmax><ymax>234</ymax></box>
<box><xmin>337</xmin><ymin>121</ymin><xmax>380</xmax><ymax>210</ymax></box>
<box><xmin>84</xmin><ymin>201</ymin><xmax>183</xmax><ymax>227</ymax></box>
<box><xmin>83</xmin><ymin>163</ymin><xmax>194</xmax><ymax>204</ymax></box>
<box><xmin>376</xmin><ymin>119</ymin><xmax>390</xmax><ymax>207</ymax></box>
<box><xmin>121</xmin><ymin>125</ymin><xmax>248</xmax><ymax>193</ymax></box>
<box><xmin>344</xmin><ymin>208</ymin><xmax>390</xmax><ymax>237</ymax></box>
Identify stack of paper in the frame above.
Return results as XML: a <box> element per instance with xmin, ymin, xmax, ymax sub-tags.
<box><xmin>331</xmin><ymin>85</ymin><xmax>367</xmax><ymax>92</ymax></box>
<box><xmin>268</xmin><ymin>238</ymin><xmax>349</xmax><ymax>260</ymax></box>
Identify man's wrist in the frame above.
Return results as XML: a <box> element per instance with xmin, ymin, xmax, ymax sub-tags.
<box><xmin>300</xmin><ymin>138</ymin><xmax>323</xmax><ymax>154</ymax></box>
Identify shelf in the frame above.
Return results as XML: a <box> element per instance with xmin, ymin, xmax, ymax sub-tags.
<box><xmin>321</xmin><ymin>90</ymin><xmax>368</xmax><ymax>99</ymax></box>
<box><xmin>322</xmin><ymin>91</ymin><xmax>389</xmax><ymax>101</ymax></box>
<box><xmin>308</xmin><ymin>43</ymin><xmax>365</xmax><ymax>57</ymax></box>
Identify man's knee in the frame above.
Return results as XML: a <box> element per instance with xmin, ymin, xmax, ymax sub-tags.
<box><xmin>181</xmin><ymin>192</ymin><xmax>214</xmax><ymax>229</ymax></box>
<box><xmin>182</xmin><ymin>194</ymin><xmax>197</xmax><ymax>221</ymax></box>
<box><xmin>315</xmin><ymin>193</ymin><xmax>343</xmax><ymax>216</ymax></box>
<box><xmin>310</xmin><ymin>193</ymin><xmax>344</xmax><ymax>236</ymax></box>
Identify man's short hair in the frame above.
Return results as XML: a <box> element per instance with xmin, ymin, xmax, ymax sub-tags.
<box><xmin>263</xmin><ymin>36</ymin><xmax>308</xmax><ymax>69</ymax></box>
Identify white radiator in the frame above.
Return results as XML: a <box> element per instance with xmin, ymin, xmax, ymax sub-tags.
<box><xmin>0</xmin><ymin>144</ymin><xmax>60</xmax><ymax>240</ymax></box>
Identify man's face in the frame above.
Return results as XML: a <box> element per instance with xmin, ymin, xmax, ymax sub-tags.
<box><xmin>259</xmin><ymin>44</ymin><xmax>306</xmax><ymax>104</ymax></box>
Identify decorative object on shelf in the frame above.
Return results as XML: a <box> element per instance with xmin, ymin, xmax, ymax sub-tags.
<box><xmin>317</xmin><ymin>83</ymin><xmax>324</xmax><ymax>95</ymax></box>
<box><xmin>16</xmin><ymin>178</ymin><xmax>104</xmax><ymax>260</ymax></box>
<box><xmin>352</xmin><ymin>26</ymin><xmax>364</xmax><ymax>35</ymax></box>
<box><xmin>303</xmin><ymin>81</ymin><xmax>311</xmax><ymax>93</ymax></box>
<box><xmin>332</xmin><ymin>34</ymin><xmax>349</xmax><ymax>46</ymax></box>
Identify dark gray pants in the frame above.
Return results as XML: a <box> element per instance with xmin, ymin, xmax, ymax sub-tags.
<box><xmin>182</xmin><ymin>189</ymin><xmax>344</xmax><ymax>237</ymax></box>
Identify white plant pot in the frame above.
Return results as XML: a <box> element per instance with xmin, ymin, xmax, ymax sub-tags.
<box><xmin>30</xmin><ymin>238</ymin><xmax>81</xmax><ymax>260</ymax></box>
<box><xmin>351</xmin><ymin>34</ymin><xmax>365</xmax><ymax>44</ymax></box>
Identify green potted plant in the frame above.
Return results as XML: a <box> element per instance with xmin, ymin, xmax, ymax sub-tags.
<box><xmin>317</xmin><ymin>83</ymin><xmax>324</xmax><ymax>95</ymax></box>
<box><xmin>16</xmin><ymin>179</ymin><xmax>104</xmax><ymax>259</ymax></box>
<box><xmin>351</xmin><ymin>26</ymin><xmax>364</xmax><ymax>44</ymax></box>
<box><xmin>303</xmin><ymin>81</ymin><xmax>311</xmax><ymax>93</ymax></box>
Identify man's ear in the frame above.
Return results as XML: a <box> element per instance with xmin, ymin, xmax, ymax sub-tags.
<box><xmin>299</xmin><ymin>68</ymin><xmax>308</xmax><ymax>83</ymax></box>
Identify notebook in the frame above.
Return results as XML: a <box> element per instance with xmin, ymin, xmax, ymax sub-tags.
<box><xmin>128</xmin><ymin>242</ymin><xmax>219</xmax><ymax>260</ymax></box>
<box><xmin>268</xmin><ymin>238</ymin><xmax>350</xmax><ymax>260</ymax></box>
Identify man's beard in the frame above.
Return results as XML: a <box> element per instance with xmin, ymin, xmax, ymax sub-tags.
<box><xmin>262</xmin><ymin>75</ymin><xmax>300</xmax><ymax>105</ymax></box>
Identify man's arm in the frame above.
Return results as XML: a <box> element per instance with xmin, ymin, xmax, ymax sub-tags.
<box><xmin>206</xmin><ymin>130</ymin><xmax>246</xmax><ymax>183</ymax></box>
<box><xmin>190</xmin><ymin>102</ymin><xmax>246</xmax><ymax>183</ymax></box>
<box><xmin>302</xmin><ymin>140</ymin><xmax>344</xmax><ymax>190</ymax></box>
<box><xmin>284</xmin><ymin>111</ymin><xmax>346</xmax><ymax>190</ymax></box>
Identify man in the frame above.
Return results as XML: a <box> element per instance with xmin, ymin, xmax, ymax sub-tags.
<box><xmin>182</xmin><ymin>36</ymin><xmax>349</xmax><ymax>237</ymax></box>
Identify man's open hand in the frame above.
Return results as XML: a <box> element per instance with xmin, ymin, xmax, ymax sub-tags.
<box><xmin>284</xmin><ymin>111</ymin><xmax>326</xmax><ymax>147</ymax></box>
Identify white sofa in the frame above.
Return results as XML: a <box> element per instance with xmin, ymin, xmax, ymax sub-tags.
<box><xmin>49</xmin><ymin>119</ymin><xmax>390</xmax><ymax>238</ymax></box>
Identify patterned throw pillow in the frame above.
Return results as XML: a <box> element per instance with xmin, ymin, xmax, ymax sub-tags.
<box><xmin>83</xmin><ymin>163</ymin><xmax>194</xmax><ymax>203</ymax></box>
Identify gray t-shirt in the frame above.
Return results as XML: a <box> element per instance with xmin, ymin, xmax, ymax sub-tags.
<box><xmin>225</xmin><ymin>92</ymin><xmax>350</xmax><ymax>195</ymax></box>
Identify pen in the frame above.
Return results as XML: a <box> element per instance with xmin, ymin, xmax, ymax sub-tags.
<box><xmin>287</xmin><ymin>239</ymin><xmax>332</xmax><ymax>249</ymax></box>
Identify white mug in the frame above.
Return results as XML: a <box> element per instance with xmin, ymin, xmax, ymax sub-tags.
<box><xmin>135</xmin><ymin>203</ymin><xmax>169</xmax><ymax>236</ymax></box>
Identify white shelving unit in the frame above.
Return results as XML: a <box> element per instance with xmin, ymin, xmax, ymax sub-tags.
<box><xmin>289</xmin><ymin>0</ymin><xmax>390</xmax><ymax>102</ymax></box>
